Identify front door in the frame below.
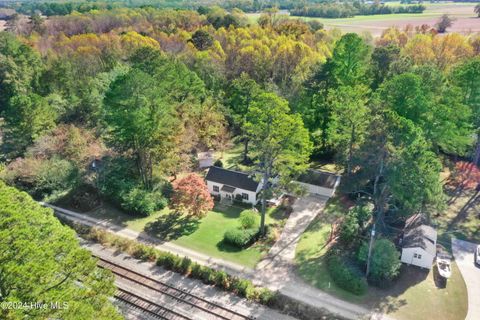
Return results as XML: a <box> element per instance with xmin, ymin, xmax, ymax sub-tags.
<box><xmin>224</xmin><ymin>193</ymin><xmax>232</xmax><ymax>200</ymax></box>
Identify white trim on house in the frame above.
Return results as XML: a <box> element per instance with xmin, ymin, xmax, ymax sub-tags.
<box><xmin>401</xmin><ymin>247</ymin><xmax>435</xmax><ymax>269</ymax></box>
<box><xmin>206</xmin><ymin>180</ymin><xmax>261</xmax><ymax>205</ymax></box>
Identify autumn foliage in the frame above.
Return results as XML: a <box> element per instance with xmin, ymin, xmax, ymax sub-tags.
<box><xmin>171</xmin><ymin>173</ymin><xmax>214</xmax><ymax>217</ymax></box>
<box><xmin>452</xmin><ymin>161</ymin><xmax>480</xmax><ymax>189</ymax></box>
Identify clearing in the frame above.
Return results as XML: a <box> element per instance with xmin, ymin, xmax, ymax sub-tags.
<box><xmin>247</xmin><ymin>2</ymin><xmax>479</xmax><ymax>37</ymax></box>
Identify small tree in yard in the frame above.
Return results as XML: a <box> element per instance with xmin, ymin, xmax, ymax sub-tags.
<box><xmin>171</xmin><ymin>173</ymin><xmax>214</xmax><ymax>217</ymax></box>
<box><xmin>245</xmin><ymin>92</ymin><xmax>312</xmax><ymax>236</ymax></box>
<box><xmin>475</xmin><ymin>4</ymin><xmax>480</xmax><ymax>18</ymax></box>
<box><xmin>358</xmin><ymin>238</ymin><xmax>401</xmax><ymax>282</ymax></box>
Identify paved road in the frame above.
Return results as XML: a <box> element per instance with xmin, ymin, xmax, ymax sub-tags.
<box><xmin>452</xmin><ymin>238</ymin><xmax>480</xmax><ymax>320</ymax></box>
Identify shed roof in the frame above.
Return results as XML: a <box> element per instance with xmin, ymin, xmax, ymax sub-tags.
<box><xmin>205</xmin><ymin>166</ymin><xmax>259</xmax><ymax>192</ymax></box>
<box><xmin>296</xmin><ymin>169</ymin><xmax>339</xmax><ymax>189</ymax></box>
<box><xmin>403</xmin><ymin>224</ymin><xmax>437</xmax><ymax>256</ymax></box>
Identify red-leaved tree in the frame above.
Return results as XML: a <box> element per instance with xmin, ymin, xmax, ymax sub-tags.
<box><xmin>171</xmin><ymin>173</ymin><xmax>214</xmax><ymax>217</ymax></box>
<box><xmin>452</xmin><ymin>161</ymin><xmax>480</xmax><ymax>190</ymax></box>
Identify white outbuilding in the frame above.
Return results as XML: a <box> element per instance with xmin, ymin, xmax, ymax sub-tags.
<box><xmin>400</xmin><ymin>214</ymin><xmax>437</xmax><ymax>270</ymax></box>
<box><xmin>197</xmin><ymin>150</ymin><xmax>215</xmax><ymax>168</ymax></box>
<box><xmin>294</xmin><ymin>169</ymin><xmax>341</xmax><ymax>198</ymax></box>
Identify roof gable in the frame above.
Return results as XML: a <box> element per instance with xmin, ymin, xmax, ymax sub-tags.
<box><xmin>205</xmin><ymin>166</ymin><xmax>259</xmax><ymax>192</ymax></box>
<box><xmin>403</xmin><ymin>223</ymin><xmax>437</xmax><ymax>256</ymax></box>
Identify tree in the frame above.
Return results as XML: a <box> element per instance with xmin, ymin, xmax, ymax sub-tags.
<box><xmin>435</xmin><ymin>14</ymin><xmax>454</xmax><ymax>33</ymax></box>
<box><xmin>3</xmin><ymin>93</ymin><xmax>58</xmax><ymax>157</ymax></box>
<box><xmin>0</xmin><ymin>182</ymin><xmax>121</xmax><ymax>320</ymax></box>
<box><xmin>330</xmin><ymin>33</ymin><xmax>371</xmax><ymax>87</ymax></box>
<box><xmin>327</xmin><ymin>85</ymin><xmax>370</xmax><ymax>175</ymax></box>
<box><xmin>358</xmin><ymin>238</ymin><xmax>401</xmax><ymax>282</ymax></box>
<box><xmin>369</xmin><ymin>44</ymin><xmax>400</xmax><ymax>89</ymax></box>
<box><xmin>474</xmin><ymin>3</ymin><xmax>480</xmax><ymax>18</ymax></box>
<box><xmin>104</xmin><ymin>68</ymin><xmax>176</xmax><ymax>189</ymax></box>
<box><xmin>245</xmin><ymin>92</ymin><xmax>312</xmax><ymax>235</ymax></box>
<box><xmin>0</xmin><ymin>32</ymin><xmax>43</xmax><ymax>113</ymax></box>
<box><xmin>451</xmin><ymin>58</ymin><xmax>480</xmax><ymax>164</ymax></box>
<box><xmin>171</xmin><ymin>173</ymin><xmax>214</xmax><ymax>217</ymax></box>
<box><xmin>190</xmin><ymin>30</ymin><xmax>214</xmax><ymax>51</ymax></box>
<box><xmin>225</xmin><ymin>73</ymin><xmax>262</xmax><ymax>163</ymax></box>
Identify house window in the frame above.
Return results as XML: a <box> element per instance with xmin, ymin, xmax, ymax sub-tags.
<box><xmin>413</xmin><ymin>253</ymin><xmax>418</xmax><ymax>258</ymax></box>
<box><xmin>242</xmin><ymin>193</ymin><xmax>249</xmax><ymax>201</ymax></box>
<box><xmin>417</xmin><ymin>254</ymin><xmax>422</xmax><ymax>259</ymax></box>
<box><xmin>213</xmin><ymin>185</ymin><xmax>219</xmax><ymax>192</ymax></box>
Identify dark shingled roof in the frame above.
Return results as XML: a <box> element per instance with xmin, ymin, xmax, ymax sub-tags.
<box><xmin>296</xmin><ymin>169</ymin><xmax>339</xmax><ymax>189</ymax></box>
<box><xmin>206</xmin><ymin>166</ymin><xmax>259</xmax><ymax>192</ymax></box>
<box><xmin>403</xmin><ymin>224</ymin><xmax>437</xmax><ymax>256</ymax></box>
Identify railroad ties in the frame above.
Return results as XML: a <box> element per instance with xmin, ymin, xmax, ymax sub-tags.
<box><xmin>96</xmin><ymin>256</ymin><xmax>255</xmax><ymax>320</ymax></box>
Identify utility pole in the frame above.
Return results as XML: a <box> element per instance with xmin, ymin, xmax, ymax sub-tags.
<box><xmin>366</xmin><ymin>222</ymin><xmax>376</xmax><ymax>276</ymax></box>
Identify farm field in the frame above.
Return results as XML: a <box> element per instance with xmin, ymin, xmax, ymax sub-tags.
<box><xmin>247</xmin><ymin>2</ymin><xmax>479</xmax><ymax>36</ymax></box>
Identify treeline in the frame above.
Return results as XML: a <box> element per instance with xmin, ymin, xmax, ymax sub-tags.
<box><xmin>291</xmin><ymin>3</ymin><xmax>426</xmax><ymax>18</ymax></box>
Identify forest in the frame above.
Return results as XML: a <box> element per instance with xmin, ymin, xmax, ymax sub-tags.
<box><xmin>0</xmin><ymin>3</ymin><xmax>479</xmax><ymax>318</ymax></box>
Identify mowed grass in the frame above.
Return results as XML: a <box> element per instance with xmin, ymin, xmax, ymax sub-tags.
<box><xmin>81</xmin><ymin>202</ymin><xmax>285</xmax><ymax>268</ymax></box>
<box><xmin>295</xmin><ymin>197</ymin><xmax>468</xmax><ymax>320</ymax></box>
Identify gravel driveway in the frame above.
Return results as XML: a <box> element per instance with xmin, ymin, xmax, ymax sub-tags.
<box><xmin>452</xmin><ymin>238</ymin><xmax>480</xmax><ymax>320</ymax></box>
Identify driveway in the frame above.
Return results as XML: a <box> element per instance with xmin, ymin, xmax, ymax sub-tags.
<box><xmin>452</xmin><ymin>238</ymin><xmax>480</xmax><ymax>320</ymax></box>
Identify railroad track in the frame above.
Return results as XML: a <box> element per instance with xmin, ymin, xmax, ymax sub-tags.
<box><xmin>96</xmin><ymin>256</ymin><xmax>254</xmax><ymax>320</ymax></box>
<box><xmin>116</xmin><ymin>288</ymin><xmax>193</xmax><ymax>320</ymax></box>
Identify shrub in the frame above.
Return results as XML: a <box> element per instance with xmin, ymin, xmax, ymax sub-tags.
<box><xmin>327</xmin><ymin>254</ymin><xmax>367</xmax><ymax>295</ymax></box>
<box><xmin>357</xmin><ymin>239</ymin><xmax>401</xmax><ymax>282</ymax></box>
<box><xmin>190</xmin><ymin>262</ymin><xmax>204</xmax><ymax>278</ymax></box>
<box><xmin>213</xmin><ymin>270</ymin><xmax>230</xmax><ymax>289</ymax></box>
<box><xmin>213</xmin><ymin>159</ymin><xmax>223</xmax><ymax>167</ymax></box>
<box><xmin>200</xmin><ymin>267</ymin><xmax>215</xmax><ymax>284</ymax></box>
<box><xmin>223</xmin><ymin>228</ymin><xmax>258</xmax><ymax>248</ymax></box>
<box><xmin>157</xmin><ymin>252</ymin><xmax>178</xmax><ymax>270</ymax></box>
<box><xmin>178</xmin><ymin>256</ymin><xmax>193</xmax><ymax>275</ymax></box>
<box><xmin>131</xmin><ymin>243</ymin><xmax>157</xmax><ymax>261</ymax></box>
<box><xmin>121</xmin><ymin>187</ymin><xmax>167</xmax><ymax>216</ymax></box>
<box><xmin>257</xmin><ymin>288</ymin><xmax>276</xmax><ymax>305</ymax></box>
<box><xmin>232</xmin><ymin>278</ymin><xmax>255</xmax><ymax>297</ymax></box>
<box><xmin>239</xmin><ymin>210</ymin><xmax>257</xmax><ymax>229</ymax></box>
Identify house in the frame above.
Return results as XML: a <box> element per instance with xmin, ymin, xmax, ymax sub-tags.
<box><xmin>205</xmin><ymin>166</ymin><xmax>262</xmax><ymax>205</ymax></box>
<box><xmin>293</xmin><ymin>169</ymin><xmax>341</xmax><ymax>198</ymax></box>
<box><xmin>400</xmin><ymin>214</ymin><xmax>437</xmax><ymax>269</ymax></box>
<box><xmin>197</xmin><ymin>150</ymin><xmax>215</xmax><ymax>168</ymax></box>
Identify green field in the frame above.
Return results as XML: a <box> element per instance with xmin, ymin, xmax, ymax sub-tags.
<box><xmin>247</xmin><ymin>2</ymin><xmax>479</xmax><ymax>36</ymax></box>
<box><xmin>80</xmin><ymin>202</ymin><xmax>286</xmax><ymax>268</ymax></box>
<box><xmin>295</xmin><ymin>196</ymin><xmax>468</xmax><ymax>320</ymax></box>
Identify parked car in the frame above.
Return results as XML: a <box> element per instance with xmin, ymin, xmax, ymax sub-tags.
<box><xmin>475</xmin><ymin>245</ymin><xmax>480</xmax><ymax>266</ymax></box>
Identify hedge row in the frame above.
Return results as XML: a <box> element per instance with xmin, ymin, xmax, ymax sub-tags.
<box><xmin>326</xmin><ymin>254</ymin><xmax>368</xmax><ymax>295</ymax></box>
<box><xmin>71</xmin><ymin>222</ymin><xmax>276</xmax><ymax>305</ymax></box>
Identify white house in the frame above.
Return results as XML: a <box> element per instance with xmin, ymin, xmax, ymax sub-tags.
<box><xmin>401</xmin><ymin>214</ymin><xmax>437</xmax><ymax>269</ymax></box>
<box><xmin>197</xmin><ymin>151</ymin><xmax>215</xmax><ymax>169</ymax></box>
<box><xmin>293</xmin><ymin>169</ymin><xmax>341</xmax><ymax>198</ymax></box>
<box><xmin>205</xmin><ymin>166</ymin><xmax>263</xmax><ymax>205</ymax></box>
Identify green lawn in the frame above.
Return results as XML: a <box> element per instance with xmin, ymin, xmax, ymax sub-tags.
<box><xmin>295</xmin><ymin>197</ymin><xmax>468</xmax><ymax>320</ymax></box>
<box><xmin>80</xmin><ymin>202</ymin><xmax>286</xmax><ymax>268</ymax></box>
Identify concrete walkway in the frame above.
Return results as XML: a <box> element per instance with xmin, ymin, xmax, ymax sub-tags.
<box><xmin>452</xmin><ymin>238</ymin><xmax>480</xmax><ymax>320</ymax></box>
<box><xmin>45</xmin><ymin>202</ymin><xmax>373</xmax><ymax>319</ymax></box>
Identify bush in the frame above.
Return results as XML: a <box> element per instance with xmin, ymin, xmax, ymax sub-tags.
<box><xmin>223</xmin><ymin>228</ymin><xmax>258</xmax><ymax>248</ymax></box>
<box><xmin>232</xmin><ymin>278</ymin><xmax>255</xmax><ymax>298</ymax></box>
<box><xmin>239</xmin><ymin>210</ymin><xmax>257</xmax><ymax>229</ymax></box>
<box><xmin>157</xmin><ymin>252</ymin><xmax>178</xmax><ymax>270</ymax></box>
<box><xmin>327</xmin><ymin>254</ymin><xmax>367</xmax><ymax>295</ymax></box>
<box><xmin>178</xmin><ymin>256</ymin><xmax>193</xmax><ymax>275</ymax></box>
<box><xmin>213</xmin><ymin>159</ymin><xmax>223</xmax><ymax>167</ymax></box>
<box><xmin>357</xmin><ymin>239</ymin><xmax>401</xmax><ymax>282</ymax></box>
<box><xmin>131</xmin><ymin>243</ymin><xmax>157</xmax><ymax>261</ymax></box>
<box><xmin>214</xmin><ymin>270</ymin><xmax>230</xmax><ymax>289</ymax></box>
<box><xmin>257</xmin><ymin>288</ymin><xmax>276</xmax><ymax>305</ymax></box>
<box><xmin>121</xmin><ymin>187</ymin><xmax>167</xmax><ymax>216</ymax></box>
